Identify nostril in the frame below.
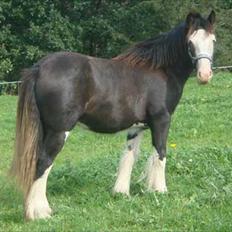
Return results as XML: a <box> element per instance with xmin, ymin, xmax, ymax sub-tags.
<box><xmin>198</xmin><ymin>70</ymin><xmax>212</xmax><ymax>79</ymax></box>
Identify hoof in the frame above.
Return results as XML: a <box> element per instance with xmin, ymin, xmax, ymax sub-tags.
<box><xmin>147</xmin><ymin>184</ymin><xmax>167</xmax><ymax>193</ymax></box>
<box><xmin>25</xmin><ymin>202</ymin><xmax>52</xmax><ymax>220</ymax></box>
<box><xmin>113</xmin><ymin>185</ymin><xmax>130</xmax><ymax>196</ymax></box>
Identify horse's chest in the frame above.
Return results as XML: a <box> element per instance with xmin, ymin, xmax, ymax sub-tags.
<box><xmin>166</xmin><ymin>82</ymin><xmax>183</xmax><ymax>113</ymax></box>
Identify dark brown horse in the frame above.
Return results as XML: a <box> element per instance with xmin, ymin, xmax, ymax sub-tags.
<box><xmin>11</xmin><ymin>11</ymin><xmax>216</xmax><ymax>220</ymax></box>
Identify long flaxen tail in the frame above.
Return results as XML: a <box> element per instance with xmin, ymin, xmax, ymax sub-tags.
<box><xmin>10</xmin><ymin>68</ymin><xmax>42</xmax><ymax>196</ymax></box>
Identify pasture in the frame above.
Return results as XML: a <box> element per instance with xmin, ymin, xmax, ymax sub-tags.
<box><xmin>0</xmin><ymin>72</ymin><xmax>232</xmax><ymax>231</ymax></box>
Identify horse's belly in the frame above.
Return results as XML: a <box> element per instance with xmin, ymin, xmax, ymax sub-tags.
<box><xmin>78</xmin><ymin>121</ymin><xmax>148</xmax><ymax>134</ymax></box>
<box><xmin>79</xmin><ymin>108</ymin><xmax>144</xmax><ymax>133</ymax></box>
<box><xmin>79</xmin><ymin>116</ymin><xmax>137</xmax><ymax>133</ymax></box>
<box><xmin>79</xmin><ymin>93</ymin><xmax>147</xmax><ymax>133</ymax></box>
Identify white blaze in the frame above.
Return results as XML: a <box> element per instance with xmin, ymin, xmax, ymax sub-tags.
<box><xmin>189</xmin><ymin>29</ymin><xmax>216</xmax><ymax>83</ymax></box>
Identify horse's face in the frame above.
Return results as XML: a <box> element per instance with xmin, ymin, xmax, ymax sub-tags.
<box><xmin>186</xmin><ymin>11</ymin><xmax>216</xmax><ymax>84</ymax></box>
<box><xmin>188</xmin><ymin>29</ymin><xmax>216</xmax><ymax>84</ymax></box>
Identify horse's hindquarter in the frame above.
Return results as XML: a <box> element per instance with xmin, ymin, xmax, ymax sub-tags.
<box><xmin>35</xmin><ymin>52</ymin><xmax>92</xmax><ymax>131</ymax></box>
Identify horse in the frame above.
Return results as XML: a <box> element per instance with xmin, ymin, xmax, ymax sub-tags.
<box><xmin>10</xmin><ymin>10</ymin><xmax>216</xmax><ymax>220</ymax></box>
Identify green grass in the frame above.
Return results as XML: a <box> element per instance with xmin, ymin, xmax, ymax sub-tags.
<box><xmin>0</xmin><ymin>72</ymin><xmax>232</xmax><ymax>231</ymax></box>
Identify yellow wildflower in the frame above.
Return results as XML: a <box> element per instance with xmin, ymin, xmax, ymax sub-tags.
<box><xmin>170</xmin><ymin>143</ymin><xmax>177</xmax><ymax>148</ymax></box>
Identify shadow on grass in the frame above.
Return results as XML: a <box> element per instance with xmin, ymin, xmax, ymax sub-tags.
<box><xmin>48</xmin><ymin>152</ymin><xmax>119</xmax><ymax>196</ymax></box>
<box><xmin>48</xmin><ymin>149</ymin><xmax>152</xmax><ymax>198</ymax></box>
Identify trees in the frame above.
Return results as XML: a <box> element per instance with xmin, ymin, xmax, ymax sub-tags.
<box><xmin>0</xmin><ymin>0</ymin><xmax>82</xmax><ymax>80</ymax></box>
<box><xmin>0</xmin><ymin>0</ymin><xmax>231</xmax><ymax>81</ymax></box>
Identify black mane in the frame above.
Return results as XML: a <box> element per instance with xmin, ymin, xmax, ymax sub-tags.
<box><xmin>114</xmin><ymin>10</ymin><xmax>213</xmax><ymax>70</ymax></box>
<box><xmin>114</xmin><ymin>23</ymin><xmax>189</xmax><ymax>69</ymax></box>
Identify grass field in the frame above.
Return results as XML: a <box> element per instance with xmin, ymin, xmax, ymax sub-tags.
<box><xmin>0</xmin><ymin>72</ymin><xmax>232</xmax><ymax>231</ymax></box>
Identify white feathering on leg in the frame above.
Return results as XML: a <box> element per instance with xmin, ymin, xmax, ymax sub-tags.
<box><xmin>25</xmin><ymin>165</ymin><xmax>53</xmax><ymax>220</ymax></box>
<box><xmin>113</xmin><ymin>150</ymin><xmax>135</xmax><ymax>195</ymax></box>
<box><xmin>113</xmin><ymin>130</ymin><xmax>143</xmax><ymax>195</ymax></box>
<box><xmin>146</xmin><ymin>152</ymin><xmax>167</xmax><ymax>193</ymax></box>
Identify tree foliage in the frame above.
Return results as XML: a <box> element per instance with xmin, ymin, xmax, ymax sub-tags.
<box><xmin>0</xmin><ymin>0</ymin><xmax>231</xmax><ymax>81</ymax></box>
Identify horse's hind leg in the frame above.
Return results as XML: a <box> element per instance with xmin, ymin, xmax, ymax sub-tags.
<box><xmin>25</xmin><ymin>129</ymin><xmax>67</xmax><ymax>220</ymax></box>
<box><xmin>113</xmin><ymin>127</ymin><xmax>144</xmax><ymax>196</ymax></box>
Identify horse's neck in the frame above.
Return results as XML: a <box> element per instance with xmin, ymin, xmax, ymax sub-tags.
<box><xmin>170</xmin><ymin>55</ymin><xmax>194</xmax><ymax>84</ymax></box>
<box><xmin>161</xmin><ymin>30</ymin><xmax>194</xmax><ymax>84</ymax></box>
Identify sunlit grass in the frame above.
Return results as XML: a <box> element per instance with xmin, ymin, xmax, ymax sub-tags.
<box><xmin>0</xmin><ymin>72</ymin><xmax>232</xmax><ymax>231</ymax></box>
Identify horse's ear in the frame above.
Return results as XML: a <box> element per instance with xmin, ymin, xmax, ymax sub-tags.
<box><xmin>186</xmin><ymin>12</ymin><xmax>195</xmax><ymax>28</ymax></box>
<box><xmin>208</xmin><ymin>10</ymin><xmax>216</xmax><ymax>25</ymax></box>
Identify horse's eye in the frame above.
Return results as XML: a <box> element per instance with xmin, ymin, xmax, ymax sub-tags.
<box><xmin>188</xmin><ymin>41</ymin><xmax>195</xmax><ymax>55</ymax></box>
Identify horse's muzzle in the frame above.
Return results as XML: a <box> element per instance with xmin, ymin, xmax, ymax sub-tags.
<box><xmin>197</xmin><ymin>69</ymin><xmax>213</xmax><ymax>84</ymax></box>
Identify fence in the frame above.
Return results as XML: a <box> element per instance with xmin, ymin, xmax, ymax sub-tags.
<box><xmin>0</xmin><ymin>81</ymin><xmax>22</xmax><ymax>95</ymax></box>
<box><xmin>0</xmin><ymin>66</ymin><xmax>231</xmax><ymax>95</ymax></box>
<box><xmin>212</xmin><ymin>65</ymin><xmax>232</xmax><ymax>70</ymax></box>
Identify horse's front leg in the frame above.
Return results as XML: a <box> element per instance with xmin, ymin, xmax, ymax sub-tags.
<box><xmin>146</xmin><ymin>112</ymin><xmax>171</xmax><ymax>192</ymax></box>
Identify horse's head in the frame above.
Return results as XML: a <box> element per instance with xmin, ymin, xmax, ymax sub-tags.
<box><xmin>186</xmin><ymin>11</ymin><xmax>216</xmax><ymax>84</ymax></box>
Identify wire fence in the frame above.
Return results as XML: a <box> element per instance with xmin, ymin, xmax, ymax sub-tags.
<box><xmin>0</xmin><ymin>81</ymin><xmax>22</xmax><ymax>95</ymax></box>
<box><xmin>212</xmin><ymin>65</ymin><xmax>232</xmax><ymax>70</ymax></box>
<box><xmin>0</xmin><ymin>65</ymin><xmax>231</xmax><ymax>95</ymax></box>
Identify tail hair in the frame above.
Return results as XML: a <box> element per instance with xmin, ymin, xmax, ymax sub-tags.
<box><xmin>10</xmin><ymin>68</ymin><xmax>42</xmax><ymax>195</ymax></box>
